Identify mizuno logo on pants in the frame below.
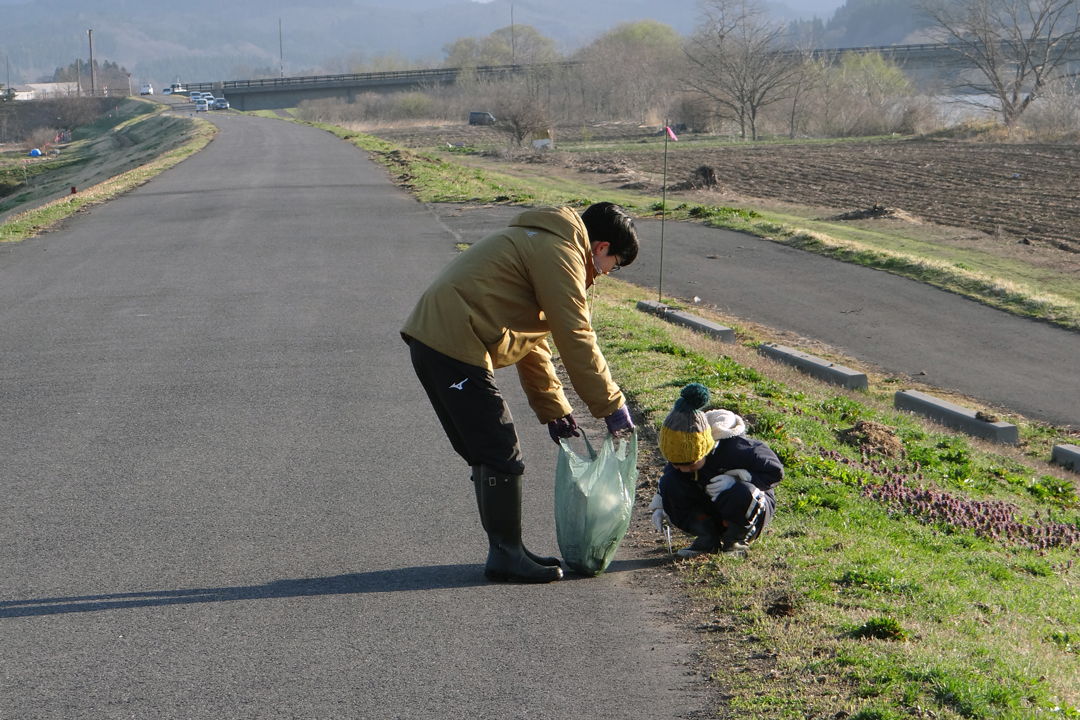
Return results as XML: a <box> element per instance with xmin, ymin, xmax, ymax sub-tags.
<box><xmin>449</xmin><ymin>379</ymin><xmax>468</xmax><ymax>390</ymax></box>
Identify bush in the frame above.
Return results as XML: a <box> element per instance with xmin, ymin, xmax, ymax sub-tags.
<box><xmin>24</xmin><ymin>127</ymin><xmax>55</xmax><ymax>149</ymax></box>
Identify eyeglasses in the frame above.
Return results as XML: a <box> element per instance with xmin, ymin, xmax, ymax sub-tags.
<box><xmin>609</xmin><ymin>257</ymin><xmax>623</xmax><ymax>273</ymax></box>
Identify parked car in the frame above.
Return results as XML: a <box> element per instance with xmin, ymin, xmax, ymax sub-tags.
<box><xmin>468</xmin><ymin>111</ymin><xmax>496</xmax><ymax>126</ymax></box>
<box><xmin>202</xmin><ymin>95</ymin><xmax>216</xmax><ymax>106</ymax></box>
<box><xmin>189</xmin><ymin>91</ymin><xmax>204</xmax><ymax>102</ymax></box>
<box><xmin>162</xmin><ymin>88</ymin><xmax>172</xmax><ymax>95</ymax></box>
<box><xmin>140</xmin><ymin>84</ymin><xmax>154</xmax><ymax>95</ymax></box>
<box><xmin>213</xmin><ymin>98</ymin><xmax>230</xmax><ymax>110</ymax></box>
<box><xmin>195</xmin><ymin>99</ymin><xmax>209</xmax><ymax>112</ymax></box>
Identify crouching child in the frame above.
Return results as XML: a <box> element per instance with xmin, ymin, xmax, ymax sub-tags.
<box><xmin>649</xmin><ymin>383</ymin><xmax>784</xmax><ymax>558</ymax></box>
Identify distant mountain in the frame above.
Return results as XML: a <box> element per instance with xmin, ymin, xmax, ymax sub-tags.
<box><xmin>821</xmin><ymin>0</ymin><xmax>922</xmax><ymax>46</ymax></box>
<box><xmin>0</xmin><ymin>0</ymin><xmax>858</xmax><ymax>88</ymax></box>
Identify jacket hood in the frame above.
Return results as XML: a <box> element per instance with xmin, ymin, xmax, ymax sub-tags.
<box><xmin>509</xmin><ymin>206</ymin><xmax>597</xmax><ymax>284</ymax></box>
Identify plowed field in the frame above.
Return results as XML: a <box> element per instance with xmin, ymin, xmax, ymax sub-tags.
<box><xmin>628</xmin><ymin>140</ymin><xmax>1080</xmax><ymax>254</ymax></box>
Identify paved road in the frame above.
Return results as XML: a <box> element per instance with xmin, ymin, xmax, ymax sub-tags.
<box><xmin>0</xmin><ymin>114</ymin><xmax>707</xmax><ymax>718</ymax></box>
<box><xmin>431</xmin><ymin>208</ymin><xmax>1080</xmax><ymax>428</ymax></box>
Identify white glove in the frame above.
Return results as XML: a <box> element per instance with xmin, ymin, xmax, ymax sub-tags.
<box><xmin>648</xmin><ymin>493</ymin><xmax>669</xmax><ymax>532</ymax></box>
<box><xmin>705</xmin><ymin>474</ymin><xmax>736</xmax><ymax>500</ymax></box>
<box><xmin>728</xmin><ymin>468</ymin><xmax>752</xmax><ymax>483</ymax></box>
<box><xmin>706</xmin><ymin>468</ymin><xmax>752</xmax><ymax>500</ymax></box>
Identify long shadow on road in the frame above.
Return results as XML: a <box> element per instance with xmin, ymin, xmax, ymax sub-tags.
<box><xmin>0</xmin><ymin>558</ymin><xmax>667</xmax><ymax>619</ymax></box>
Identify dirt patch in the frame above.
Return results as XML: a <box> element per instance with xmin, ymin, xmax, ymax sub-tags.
<box><xmin>670</xmin><ymin>165</ymin><xmax>721</xmax><ymax>192</ymax></box>
<box><xmin>838</xmin><ymin>420</ymin><xmax>903</xmax><ymax>457</ymax></box>
<box><xmin>831</xmin><ymin>204</ymin><xmax>921</xmax><ymax>223</ymax></box>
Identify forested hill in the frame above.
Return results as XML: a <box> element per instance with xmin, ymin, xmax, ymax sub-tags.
<box><xmin>5</xmin><ymin>0</ymin><xmax>701</xmax><ymax>85</ymax></box>
<box><xmin>0</xmin><ymin>0</ymin><xmax>915</xmax><ymax>88</ymax></box>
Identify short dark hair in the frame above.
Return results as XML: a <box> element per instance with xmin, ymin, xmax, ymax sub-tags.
<box><xmin>581</xmin><ymin>202</ymin><xmax>639</xmax><ymax>267</ymax></box>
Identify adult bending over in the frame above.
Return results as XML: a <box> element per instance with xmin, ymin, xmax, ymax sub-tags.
<box><xmin>401</xmin><ymin>203</ymin><xmax>638</xmax><ymax>583</ymax></box>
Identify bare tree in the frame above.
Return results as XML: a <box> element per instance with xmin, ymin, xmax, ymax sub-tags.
<box><xmin>684</xmin><ymin>0</ymin><xmax>802</xmax><ymax>140</ymax></box>
<box><xmin>494</xmin><ymin>91</ymin><xmax>549</xmax><ymax>147</ymax></box>
<box><xmin>920</xmin><ymin>0</ymin><xmax>1080</xmax><ymax>127</ymax></box>
<box><xmin>783</xmin><ymin>46</ymin><xmax>821</xmax><ymax>138</ymax></box>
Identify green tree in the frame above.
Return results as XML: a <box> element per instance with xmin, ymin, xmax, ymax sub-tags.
<box><xmin>809</xmin><ymin>51</ymin><xmax>912</xmax><ymax>136</ymax></box>
<box><xmin>572</xmin><ymin>20</ymin><xmax>685</xmax><ymax>123</ymax></box>
<box><xmin>443</xmin><ymin>25</ymin><xmax>559</xmax><ymax>67</ymax></box>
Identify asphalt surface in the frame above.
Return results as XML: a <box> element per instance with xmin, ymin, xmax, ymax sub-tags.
<box><xmin>0</xmin><ymin>114</ymin><xmax>707</xmax><ymax>718</ymax></box>
<box><xmin>431</xmin><ymin>207</ymin><xmax>1080</xmax><ymax>428</ymax></box>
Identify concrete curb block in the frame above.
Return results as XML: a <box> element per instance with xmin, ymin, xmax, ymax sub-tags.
<box><xmin>757</xmin><ymin>343</ymin><xmax>869</xmax><ymax>391</ymax></box>
<box><xmin>894</xmin><ymin>390</ymin><xmax>1019</xmax><ymax>444</ymax></box>
<box><xmin>636</xmin><ymin>300</ymin><xmax>735</xmax><ymax>343</ymax></box>
<box><xmin>1051</xmin><ymin>444</ymin><xmax>1080</xmax><ymax>472</ymax></box>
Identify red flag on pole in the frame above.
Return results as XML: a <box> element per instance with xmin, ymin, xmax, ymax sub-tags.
<box><xmin>666</xmin><ymin>126</ymin><xmax>679</xmax><ymax>141</ymax></box>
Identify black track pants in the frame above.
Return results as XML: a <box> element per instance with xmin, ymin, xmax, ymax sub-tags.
<box><xmin>409</xmin><ymin>339</ymin><xmax>525</xmax><ymax>476</ymax></box>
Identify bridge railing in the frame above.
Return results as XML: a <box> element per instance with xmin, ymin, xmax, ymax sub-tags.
<box><xmin>780</xmin><ymin>37</ymin><xmax>1077</xmax><ymax>61</ymax></box>
<box><xmin>187</xmin><ymin>61</ymin><xmax>582</xmax><ymax>93</ymax></box>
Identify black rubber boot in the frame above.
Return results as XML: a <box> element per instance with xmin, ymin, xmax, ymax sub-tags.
<box><xmin>718</xmin><ymin>522</ymin><xmax>753</xmax><ymax>557</ymax></box>
<box><xmin>472</xmin><ymin>467</ymin><xmax>561</xmax><ymax>568</ymax></box>
<box><xmin>677</xmin><ymin>515</ymin><xmax>721</xmax><ymax>558</ymax></box>
<box><xmin>476</xmin><ymin>465</ymin><xmax>563</xmax><ymax>583</ymax></box>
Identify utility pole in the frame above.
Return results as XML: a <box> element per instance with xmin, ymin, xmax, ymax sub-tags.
<box><xmin>88</xmin><ymin>30</ymin><xmax>96</xmax><ymax>96</ymax></box>
<box><xmin>279</xmin><ymin>19</ymin><xmax>284</xmax><ymax>78</ymax></box>
<box><xmin>511</xmin><ymin>4</ymin><xmax>516</xmax><ymax>65</ymax></box>
<box><xmin>76</xmin><ymin>58</ymin><xmax>81</xmax><ymax>96</ymax></box>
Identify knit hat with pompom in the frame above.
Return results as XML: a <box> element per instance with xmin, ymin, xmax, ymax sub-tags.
<box><xmin>658</xmin><ymin>383</ymin><xmax>715</xmax><ymax>464</ymax></box>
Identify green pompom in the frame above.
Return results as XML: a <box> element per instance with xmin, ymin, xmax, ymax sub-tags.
<box><xmin>680</xmin><ymin>383</ymin><xmax>710</xmax><ymax>410</ymax></box>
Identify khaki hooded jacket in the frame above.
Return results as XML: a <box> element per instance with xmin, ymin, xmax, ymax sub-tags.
<box><xmin>401</xmin><ymin>206</ymin><xmax>623</xmax><ymax>424</ymax></box>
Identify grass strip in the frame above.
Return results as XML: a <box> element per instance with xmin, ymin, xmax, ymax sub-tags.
<box><xmin>0</xmin><ymin>118</ymin><xmax>215</xmax><ymax>243</ymax></box>
<box><xmin>683</xmin><ymin>206</ymin><xmax>1080</xmax><ymax>332</ymax></box>
<box><xmin>589</xmin><ymin>277</ymin><xmax>1080</xmax><ymax>720</ymax></box>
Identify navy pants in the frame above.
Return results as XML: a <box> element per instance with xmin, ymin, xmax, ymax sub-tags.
<box><xmin>658</xmin><ymin>469</ymin><xmax>775</xmax><ymax>544</ymax></box>
<box><xmin>409</xmin><ymin>339</ymin><xmax>525</xmax><ymax>476</ymax></box>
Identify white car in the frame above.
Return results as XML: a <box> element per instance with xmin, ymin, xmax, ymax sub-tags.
<box><xmin>195</xmin><ymin>99</ymin><xmax>209</xmax><ymax>112</ymax></box>
<box><xmin>140</xmin><ymin>84</ymin><xmax>154</xmax><ymax>95</ymax></box>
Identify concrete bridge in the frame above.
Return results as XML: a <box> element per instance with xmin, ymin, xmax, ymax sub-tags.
<box><xmin>187</xmin><ymin>63</ymin><xmax>578</xmax><ymax>112</ymax></box>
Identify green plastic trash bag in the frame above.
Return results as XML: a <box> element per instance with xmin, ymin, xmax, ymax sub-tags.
<box><xmin>555</xmin><ymin>430</ymin><xmax>639</xmax><ymax>577</ymax></box>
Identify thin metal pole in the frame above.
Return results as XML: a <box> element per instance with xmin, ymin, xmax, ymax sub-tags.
<box><xmin>88</xmin><ymin>30</ymin><xmax>95</xmax><ymax>96</ymax></box>
<box><xmin>76</xmin><ymin>58</ymin><xmax>81</xmax><ymax>96</ymax></box>
<box><xmin>511</xmin><ymin>5</ymin><xmax>515</xmax><ymax>65</ymax></box>
<box><xmin>659</xmin><ymin>118</ymin><xmax>669</xmax><ymax>303</ymax></box>
<box><xmin>279</xmin><ymin>19</ymin><xmax>284</xmax><ymax>78</ymax></box>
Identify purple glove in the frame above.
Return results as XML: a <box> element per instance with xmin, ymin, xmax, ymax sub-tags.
<box><xmin>547</xmin><ymin>413</ymin><xmax>581</xmax><ymax>444</ymax></box>
<box><xmin>604</xmin><ymin>405</ymin><xmax>635</xmax><ymax>436</ymax></box>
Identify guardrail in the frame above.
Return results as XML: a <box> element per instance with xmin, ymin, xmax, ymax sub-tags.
<box><xmin>186</xmin><ymin>61</ymin><xmax>582</xmax><ymax>93</ymax></box>
<box><xmin>782</xmin><ymin>37</ymin><xmax>1080</xmax><ymax>62</ymax></box>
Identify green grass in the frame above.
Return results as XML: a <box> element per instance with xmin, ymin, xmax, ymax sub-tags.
<box><xmin>586</xmin><ymin>279</ymin><xmax>1080</xmax><ymax>719</ymax></box>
